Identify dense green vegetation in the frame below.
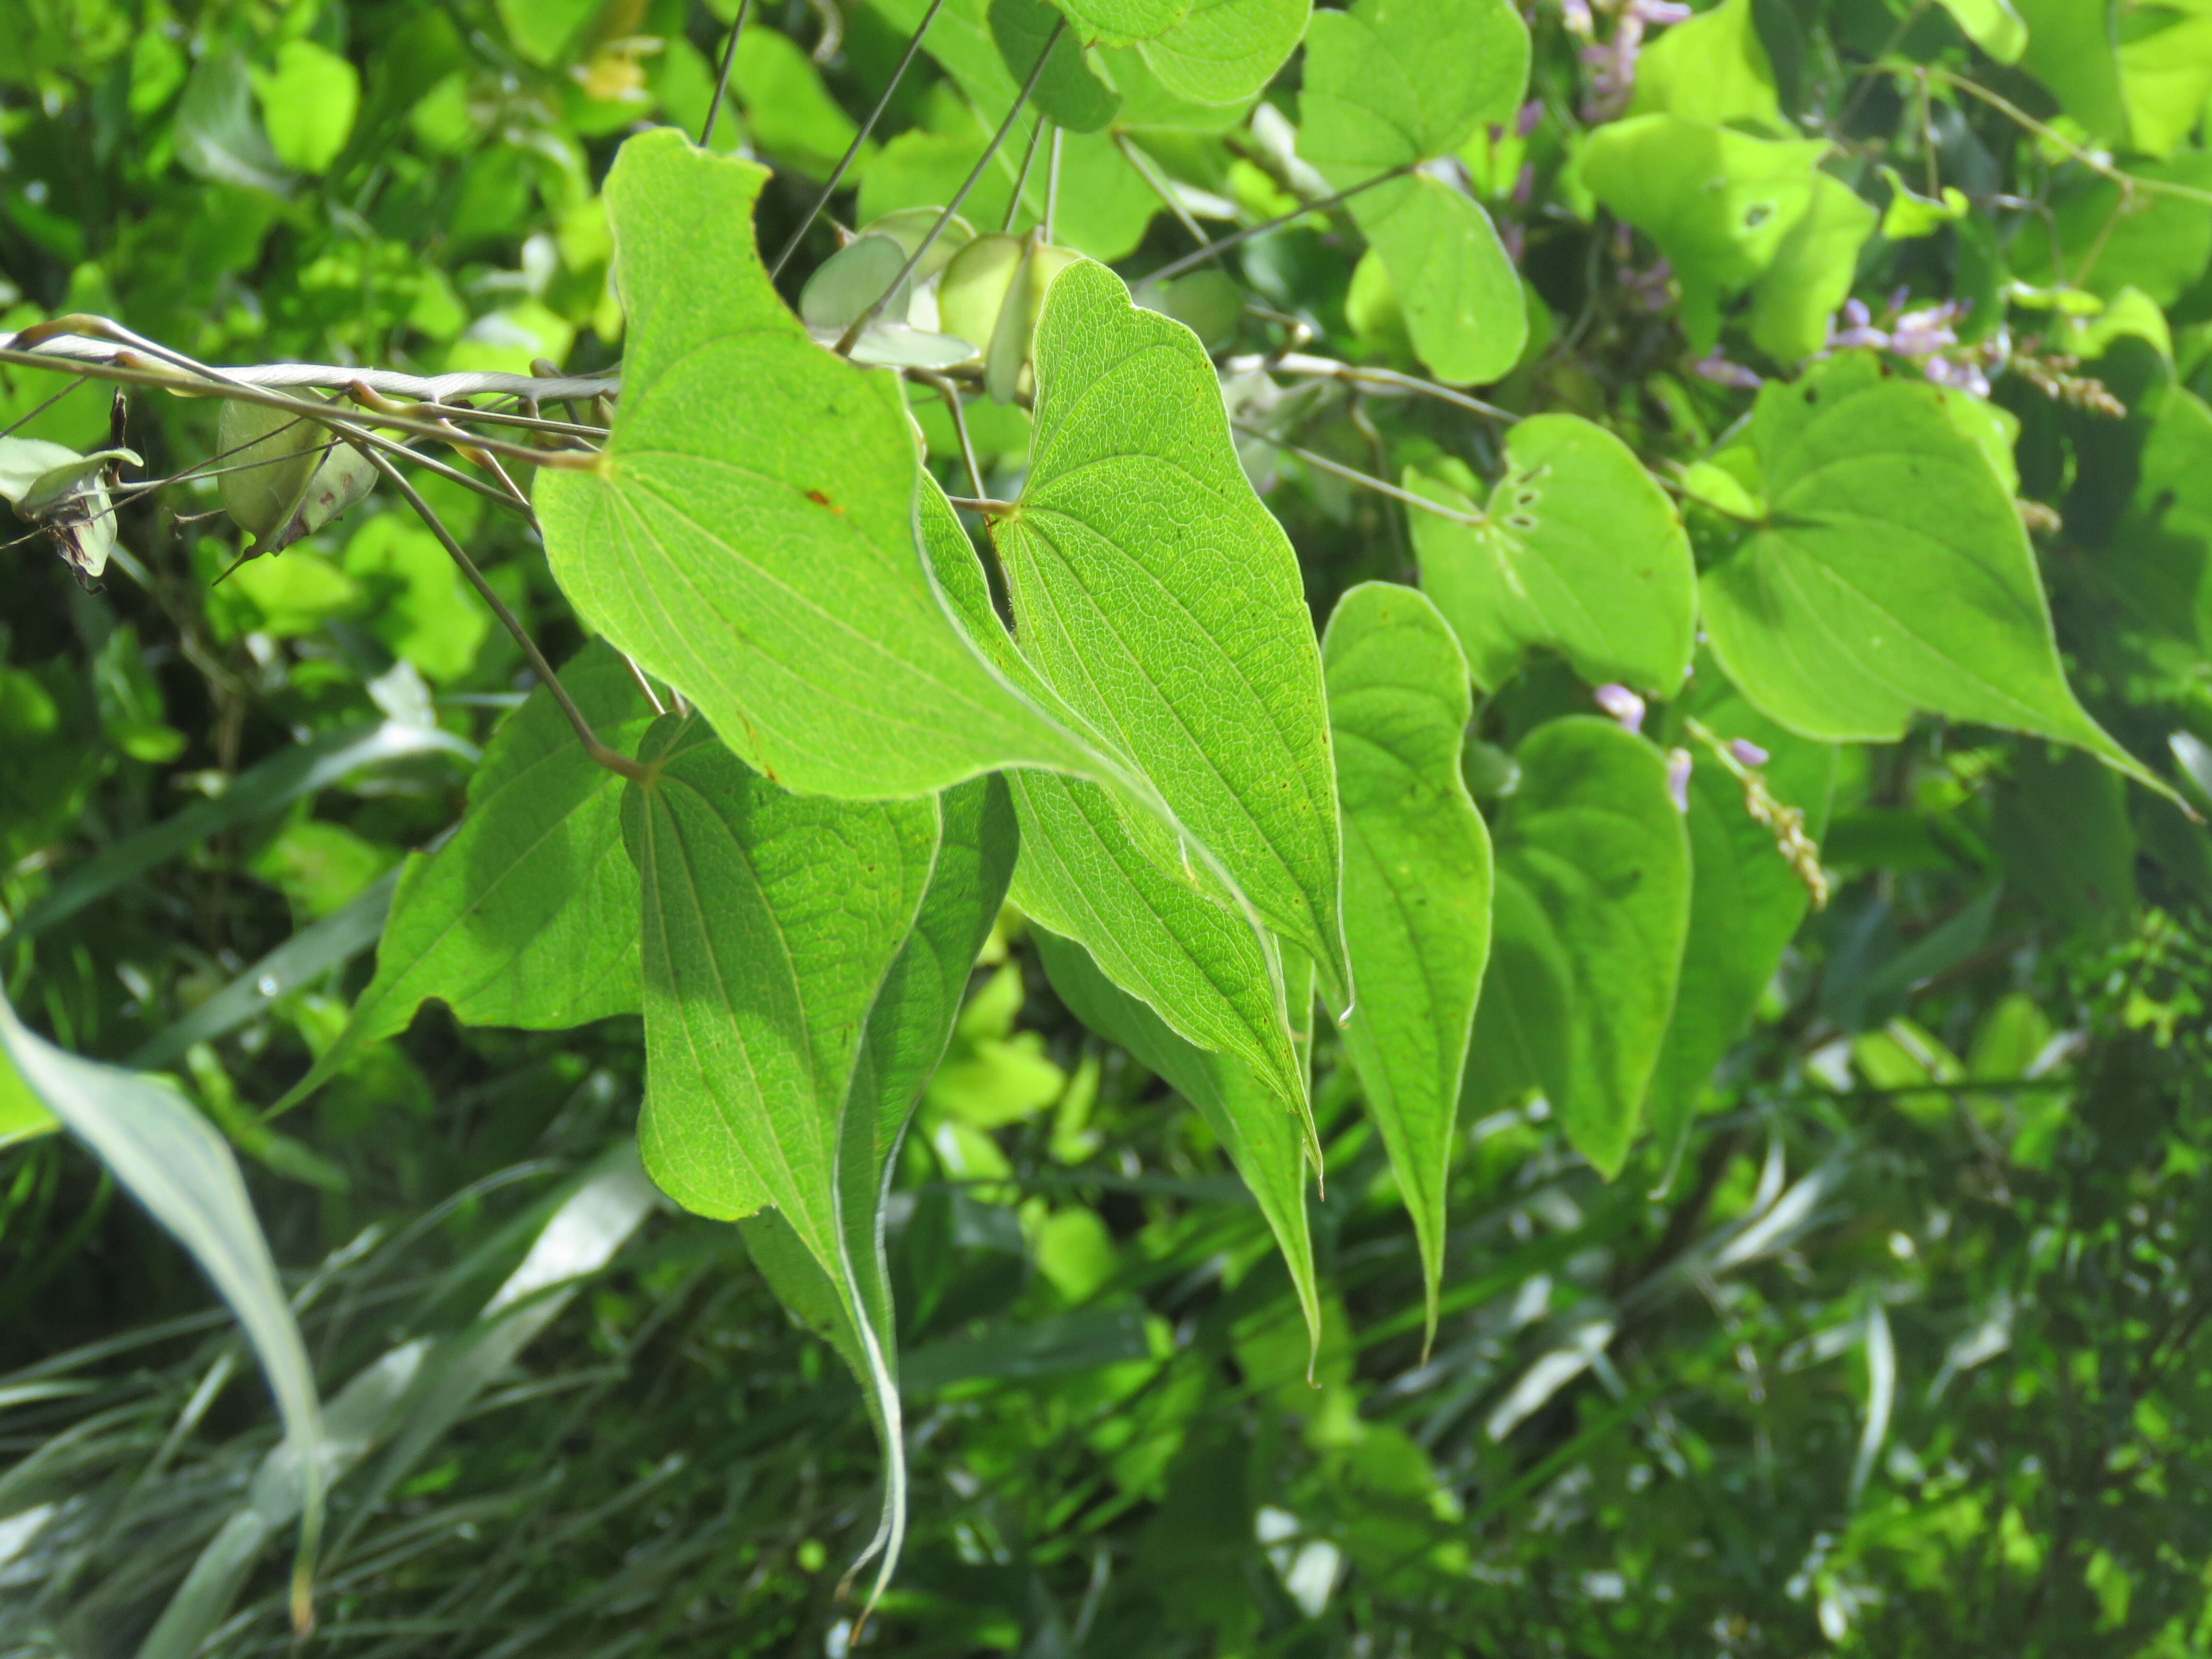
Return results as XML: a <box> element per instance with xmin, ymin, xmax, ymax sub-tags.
<box><xmin>7</xmin><ymin>0</ymin><xmax>2212</xmax><ymax>1652</ymax></box>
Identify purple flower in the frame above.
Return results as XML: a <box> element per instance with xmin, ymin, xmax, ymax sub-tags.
<box><xmin>1729</xmin><ymin>737</ymin><xmax>1770</xmax><ymax>767</ymax></box>
<box><xmin>1666</xmin><ymin>747</ymin><xmax>1693</xmax><ymax>813</ymax></box>
<box><xmin>1692</xmin><ymin>349</ymin><xmax>1762</xmax><ymax>390</ymax></box>
<box><xmin>1594</xmin><ymin>683</ymin><xmax>1646</xmax><ymax>734</ymax></box>
<box><xmin>1512</xmin><ymin>162</ymin><xmax>1535</xmax><ymax>207</ymax></box>
<box><xmin>1889</xmin><ymin>304</ymin><xmax>1961</xmax><ymax>359</ymax></box>
<box><xmin>1516</xmin><ymin>98</ymin><xmax>1544</xmax><ymax>138</ymax></box>
<box><xmin>1842</xmin><ymin>298</ymin><xmax>1871</xmax><ymax>330</ymax></box>
<box><xmin>1922</xmin><ymin>357</ymin><xmax>1991</xmax><ymax>397</ymax></box>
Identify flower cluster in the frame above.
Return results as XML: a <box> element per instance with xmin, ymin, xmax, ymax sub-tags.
<box><xmin>1566</xmin><ymin>0</ymin><xmax>1693</xmax><ymax>120</ymax></box>
<box><xmin>1826</xmin><ymin>296</ymin><xmax>2008</xmax><ymax>397</ymax></box>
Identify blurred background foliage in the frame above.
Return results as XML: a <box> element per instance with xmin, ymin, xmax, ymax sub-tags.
<box><xmin>6</xmin><ymin>0</ymin><xmax>2212</xmax><ymax>1655</ymax></box>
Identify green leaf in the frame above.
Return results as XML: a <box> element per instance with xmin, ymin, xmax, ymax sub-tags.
<box><xmin>1996</xmin><ymin>745</ymin><xmax>2138</xmax><ymax>938</ymax></box>
<box><xmin>497</xmin><ymin>0</ymin><xmax>601</xmax><ymax>63</ymax></box>
<box><xmin>1411</xmin><ymin>416</ymin><xmax>1696</xmax><ymax>695</ymax></box>
<box><xmin>6</xmin><ymin>719</ymin><xmax>472</xmax><ymax>946</ymax></box>
<box><xmin>627</xmin><ymin>715</ymin><xmax>949</xmax><ymax>1600</ymax></box>
<box><xmin>536</xmin><ymin>130</ymin><xmax>1108</xmax><ymax>800</ymax></box>
<box><xmin>1700</xmin><ymin>351</ymin><xmax>2170</xmax><ymax>796</ymax></box>
<box><xmin>995</xmin><ymin>259</ymin><xmax>1352</xmax><ymax>1007</ymax></box>
<box><xmin>343</xmin><ymin>517</ymin><xmax>491</xmax><ymax>684</ymax></box>
<box><xmin>1298</xmin><ymin>0</ymin><xmax>1527</xmax><ymax>161</ymax></box>
<box><xmin>2016</xmin><ymin>0</ymin><xmax>2126</xmax><ymax>139</ymax></box>
<box><xmin>993</xmin><ymin>0</ymin><xmax>1125</xmax><ymax>127</ymax></box>
<box><xmin>273</xmin><ymin>642</ymin><xmax>656</xmax><ymax>1114</ymax></box>
<box><xmin>1134</xmin><ymin>0</ymin><xmax>1310</xmax><ymax>104</ymax></box>
<box><xmin>1627</xmin><ymin>0</ymin><xmax>1782</xmax><ymax>130</ymax></box>
<box><xmin>0</xmin><ymin>1051</ymin><xmax>58</xmax><ymax>1148</ymax></box>
<box><xmin>1645</xmin><ymin>692</ymin><xmax>1834</xmax><ymax>1178</ymax></box>
<box><xmin>132</xmin><ymin>868</ymin><xmax>396</xmax><ymax>1071</ymax></box>
<box><xmin>1749</xmin><ymin>171</ymin><xmax>1877</xmax><ymax>366</ymax></box>
<box><xmin>1296</xmin><ymin>0</ymin><xmax>1528</xmax><ymax>382</ymax></box>
<box><xmin>1581</xmin><ymin>115</ymin><xmax>1829</xmax><ymax>351</ymax></box>
<box><xmin>1934</xmin><ymin>0</ymin><xmax>2027</xmax><ymax>62</ymax></box>
<box><xmin>730</xmin><ymin>27</ymin><xmax>866</xmax><ymax>172</ymax></box>
<box><xmin>2120</xmin><ymin>0</ymin><xmax>2212</xmax><ymax>156</ymax></box>
<box><xmin>1323</xmin><ymin>583</ymin><xmax>1492</xmax><ymax>1348</ymax></box>
<box><xmin>1033</xmin><ymin>926</ymin><xmax>1320</xmax><ymax>1357</ymax></box>
<box><xmin>2008</xmin><ymin>154</ymin><xmax>2212</xmax><ymax>306</ymax></box>
<box><xmin>175</xmin><ymin>49</ymin><xmax>290</xmax><ymax>195</ymax></box>
<box><xmin>251</xmin><ymin>39</ymin><xmax>360</xmax><ymax>174</ymax></box>
<box><xmin>1045</xmin><ymin>0</ymin><xmax>1193</xmax><ymax>45</ymax></box>
<box><xmin>0</xmin><ymin>982</ymin><xmax>327</xmax><ymax>1621</ymax></box>
<box><xmin>1465</xmin><ymin>718</ymin><xmax>1690</xmax><ymax>1177</ymax></box>
<box><xmin>1007</xmin><ymin>769</ymin><xmax>1312</xmax><ymax>1142</ymax></box>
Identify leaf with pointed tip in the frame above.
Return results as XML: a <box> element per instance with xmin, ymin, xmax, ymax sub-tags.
<box><xmin>1412</xmin><ymin>415</ymin><xmax>1696</xmax><ymax>695</ymax></box>
<box><xmin>534</xmin><ymin>129</ymin><xmax>1102</xmax><ymax>801</ymax></box>
<box><xmin>1646</xmin><ymin>693</ymin><xmax>1834</xmax><ymax>1183</ymax></box>
<box><xmin>1464</xmin><ymin>718</ymin><xmax>1690</xmax><ymax>1177</ymax></box>
<box><xmin>1701</xmin><ymin>350</ymin><xmax>2174</xmax><ymax>799</ymax></box>
<box><xmin>1323</xmin><ymin>584</ymin><xmax>1492</xmax><ymax>1348</ymax></box>
<box><xmin>274</xmin><ymin>641</ymin><xmax>656</xmax><ymax>1114</ymax></box>
<box><xmin>1007</xmin><ymin>768</ymin><xmax>1312</xmax><ymax>1146</ymax></box>
<box><xmin>626</xmin><ymin>713</ymin><xmax>956</xmax><ymax>1601</ymax></box>
<box><xmin>994</xmin><ymin>259</ymin><xmax>1351</xmax><ymax>1009</ymax></box>
<box><xmin>1034</xmin><ymin>927</ymin><xmax>1320</xmax><ymax>1357</ymax></box>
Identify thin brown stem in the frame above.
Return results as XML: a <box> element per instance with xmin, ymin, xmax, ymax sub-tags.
<box><xmin>1228</xmin><ymin>418</ymin><xmax>1485</xmax><ymax>526</ymax></box>
<box><xmin>1144</xmin><ymin>162</ymin><xmax>1418</xmax><ymax>287</ymax></box>
<box><xmin>364</xmin><ymin>450</ymin><xmax>650</xmax><ymax>783</ymax></box>
<box><xmin>769</xmin><ymin>0</ymin><xmax>950</xmax><ymax>278</ymax></box>
<box><xmin>702</xmin><ymin>0</ymin><xmax>753</xmax><ymax>150</ymax></box>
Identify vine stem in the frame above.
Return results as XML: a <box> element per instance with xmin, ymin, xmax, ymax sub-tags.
<box><xmin>769</xmin><ymin>0</ymin><xmax>950</xmax><ymax>278</ymax></box>
<box><xmin>0</xmin><ymin>328</ymin><xmax>617</xmax><ymax>404</ymax></box>
<box><xmin>832</xmin><ymin>24</ymin><xmax>1063</xmax><ymax>357</ymax></box>
<box><xmin>1227</xmin><ymin>419</ymin><xmax>1486</xmax><ymax>527</ymax></box>
<box><xmin>363</xmin><ymin>450</ymin><xmax>651</xmax><ymax>784</ymax></box>
<box><xmin>1929</xmin><ymin>68</ymin><xmax>2212</xmax><ymax>207</ymax></box>
<box><xmin>1143</xmin><ymin>162</ymin><xmax>1418</xmax><ymax>287</ymax></box>
<box><xmin>701</xmin><ymin>0</ymin><xmax>754</xmax><ymax>150</ymax></box>
<box><xmin>1233</xmin><ymin>350</ymin><xmax>1517</xmax><ymax>423</ymax></box>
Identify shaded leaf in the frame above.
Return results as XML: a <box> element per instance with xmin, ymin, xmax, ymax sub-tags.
<box><xmin>1465</xmin><ymin>718</ymin><xmax>1690</xmax><ymax>1176</ymax></box>
<box><xmin>1323</xmin><ymin>583</ymin><xmax>1491</xmax><ymax>1347</ymax></box>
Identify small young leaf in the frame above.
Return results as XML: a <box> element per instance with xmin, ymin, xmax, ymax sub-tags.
<box><xmin>1323</xmin><ymin>583</ymin><xmax>1492</xmax><ymax>1349</ymax></box>
<box><xmin>275</xmin><ymin>641</ymin><xmax>657</xmax><ymax>1113</ymax></box>
<box><xmin>1465</xmin><ymin>717</ymin><xmax>1690</xmax><ymax>1177</ymax></box>
<box><xmin>1034</xmin><ymin>927</ymin><xmax>1321</xmax><ymax>1357</ymax></box>
<box><xmin>994</xmin><ymin>259</ymin><xmax>1352</xmax><ymax>1009</ymax></box>
<box><xmin>1413</xmin><ymin>415</ymin><xmax>1696</xmax><ymax>695</ymax></box>
<box><xmin>1700</xmin><ymin>351</ymin><xmax>2173</xmax><ymax>797</ymax></box>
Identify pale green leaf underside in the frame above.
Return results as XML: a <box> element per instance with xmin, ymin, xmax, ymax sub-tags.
<box><xmin>535</xmin><ymin>129</ymin><xmax>1099</xmax><ymax>801</ymax></box>
<box><xmin>1007</xmin><ymin>768</ymin><xmax>1312</xmax><ymax>1144</ymax></box>
<box><xmin>1701</xmin><ymin>351</ymin><xmax>2170</xmax><ymax>798</ymax></box>
<box><xmin>1414</xmin><ymin>414</ymin><xmax>1695</xmax><ymax>694</ymax></box>
<box><xmin>1034</xmin><ymin>926</ymin><xmax>1320</xmax><ymax>1357</ymax></box>
<box><xmin>1465</xmin><ymin>717</ymin><xmax>1690</xmax><ymax>1177</ymax></box>
<box><xmin>998</xmin><ymin>258</ymin><xmax>1350</xmax><ymax>1007</ymax></box>
<box><xmin>1323</xmin><ymin>582</ymin><xmax>1491</xmax><ymax>1344</ymax></box>
<box><xmin>279</xmin><ymin>641</ymin><xmax>655</xmax><ymax>1111</ymax></box>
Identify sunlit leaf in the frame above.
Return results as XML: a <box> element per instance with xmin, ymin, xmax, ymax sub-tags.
<box><xmin>995</xmin><ymin>258</ymin><xmax>1351</xmax><ymax>1007</ymax></box>
<box><xmin>1700</xmin><ymin>351</ymin><xmax>2173</xmax><ymax>797</ymax></box>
